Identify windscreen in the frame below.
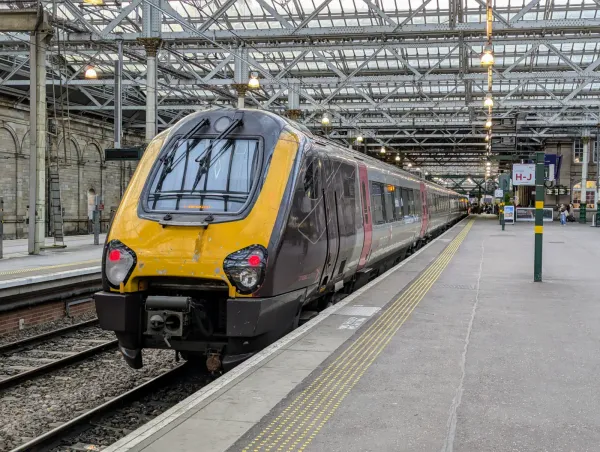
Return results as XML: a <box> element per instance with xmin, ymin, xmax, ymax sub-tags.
<box><xmin>147</xmin><ymin>137</ymin><xmax>260</xmax><ymax>213</ymax></box>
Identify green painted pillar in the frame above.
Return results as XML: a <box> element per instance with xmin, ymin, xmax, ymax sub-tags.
<box><xmin>534</xmin><ymin>152</ymin><xmax>544</xmax><ymax>282</ymax></box>
<box><xmin>580</xmin><ymin>135</ymin><xmax>589</xmax><ymax>224</ymax></box>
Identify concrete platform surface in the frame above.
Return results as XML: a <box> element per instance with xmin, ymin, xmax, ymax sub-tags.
<box><xmin>105</xmin><ymin>217</ymin><xmax>600</xmax><ymax>452</ymax></box>
<box><xmin>0</xmin><ymin>234</ymin><xmax>104</xmax><ymax>282</ymax></box>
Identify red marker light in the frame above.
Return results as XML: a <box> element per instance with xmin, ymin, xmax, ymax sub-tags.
<box><xmin>108</xmin><ymin>249</ymin><xmax>121</xmax><ymax>262</ymax></box>
<box><xmin>248</xmin><ymin>255</ymin><xmax>261</xmax><ymax>267</ymax></box>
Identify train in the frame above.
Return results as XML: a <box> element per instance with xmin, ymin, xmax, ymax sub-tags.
<box><xmin>94</xmin><ymin>109</ymin><xmax>468</xmax><ymax>372</ymax></box>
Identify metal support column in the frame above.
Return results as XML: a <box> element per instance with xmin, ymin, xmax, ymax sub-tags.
<box><xmin>233</xmin><ymin>47</ymin><xmax>249</xmax><ymax>108</ymax></box>
<box><xmin>580</xmin><ymin>132</ymin><xmax>589</xmax><ymax>223</ymax></box>
<box><xmin>534</xmin><ymin>152</ymin><xmax>544</xmax><ymax>282</ymax></box>
<box><xmin>115</xmin><ymin>36</ymin><xmax>123</xmax><ymax>200</ymax></box>
<box><xmin>114</xmin><ymin>36</ymin><xmax>123</xmax><ymax>150</ymax></box>
<box><xmin>286</xmin><ymin>83</ymin><xmax>301</xmax><ymax>120</ymax></box>
<box><xmin>143</xmin><ymin>42</ymin><xmax>160</xmax><ymax>141</ymax></box>
<box><xmin>28</xmin><ymin>31</ymin><xmax>49</xmax><ymax>255</ymax></box>
<box><xmin>93</xmin><ymin>195</ymin><xmax>101</xmax><ymax>245</ymax></box>
<box><xmin>139</xmin><ymin>0</ymin><xmax>161</xmax><ymax>142</ymax></box>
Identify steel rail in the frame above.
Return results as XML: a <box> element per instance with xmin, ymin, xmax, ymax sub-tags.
<box><xmin>9</xmin><ymin>364</ymin><xmax>189</xmax><ymax>452</ymax></box>
<box><xmin>0</xmin><ymin>338</ymin><xmax>118</xmax><ymax>391</ymax></box>
<box><xmin>0</xmin><ymin>318</ymin><xmax>99</xmax><ymax>354</ymax></box>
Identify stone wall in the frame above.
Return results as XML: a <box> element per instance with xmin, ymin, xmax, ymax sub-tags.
<box><xmin>544</xmin><ymin>140</ymin><xmax>598</xmax><ymax>205</ymax></box>
<box><xmin>0</xmin><ymin>100</ymin><xmax>143</xmax><ymax>239</ymax></box>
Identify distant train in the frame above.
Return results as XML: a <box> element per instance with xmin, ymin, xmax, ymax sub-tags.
<box><xmin>94</xmin><ymin>109</ymin><xmax>468</xmax><ymax>371</ymax></box>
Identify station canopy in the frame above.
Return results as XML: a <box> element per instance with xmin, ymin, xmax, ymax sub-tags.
<box><xmin>1</xmin><ymin>0</ymin><xmax>599</xmax><ymax>192</ymax></box>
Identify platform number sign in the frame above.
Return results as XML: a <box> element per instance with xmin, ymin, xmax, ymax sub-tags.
<box><xmin>512</xmin><ymin>164</ymin><xmax>536</xmax><ymax>186</ymax></box>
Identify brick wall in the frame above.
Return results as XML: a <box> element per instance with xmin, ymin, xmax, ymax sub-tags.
<box><xmin>0</xmin><ymin>299</ymin><xmax>96</xmax><ymax>336</ymax></box>
<box><xmin>0</xmin><ymin>99</ymin><xmax>145</xmax><ymax>238</ymax></box>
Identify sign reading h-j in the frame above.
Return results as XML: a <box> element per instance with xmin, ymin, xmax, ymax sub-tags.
<box><xmin>512</xmin><ymin>164</ymin><xmax>536</xmax><ymax>186</ymax></box>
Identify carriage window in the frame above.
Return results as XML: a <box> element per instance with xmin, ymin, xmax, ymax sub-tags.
<box><xmin>395</xmin><ymin>186</ymin><xmax>404</xmax><ymax>218</ymax></box>
<box><xmin>404</xmin><ymin>188</ymin><xmax>413</xmax><ymax>215</ymax></box>
<box><xmin>384</xmin><ymin>185</ymin><xmax>395</xmax><ymax>222</ymax></box>
<box><xmin>147</xmin><ymin>138</ymin><xmax>260</xmax><ymax>213</ymax></box>
<box><xmin>370</xmin><ymin>182</ymin><xmax>385</xmax><ymax>224</ymax></box>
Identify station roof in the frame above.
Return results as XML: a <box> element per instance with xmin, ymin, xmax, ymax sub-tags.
<box><xmin>0</xmin><ymin>0</ymin><xmax>599</xmax><ymax>192</ymax></box>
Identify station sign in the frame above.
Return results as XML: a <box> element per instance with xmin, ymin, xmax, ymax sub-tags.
<box><xmin>105</xmin><ymin>146</ymin><xmax>145</xmax><ymax>161</ymax></box>
<box><xmin>546</xmin><ymin>187</ymin><xmax>570</xmax><ymax>195</ymax></box>
<box><xmin>544</xmin><ymin>154</ymin><xmax>562</xmax><ymax>181</ymax></box>
<box><xmin>512</xmin><ymin>164</ymin><xmax>536</xmax><ymax>186</ymax></box>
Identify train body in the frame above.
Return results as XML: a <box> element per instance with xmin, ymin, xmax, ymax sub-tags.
<box><xmin>94</xmin><ymin>109</ymin><xmax>468</xmax><ymax>371</ymax></box>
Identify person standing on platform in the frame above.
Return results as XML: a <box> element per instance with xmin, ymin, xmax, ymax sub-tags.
<box><xmin>559</xmin><ymin>204</ymin><xmax>567</xmax><ymax>226</ymax></box>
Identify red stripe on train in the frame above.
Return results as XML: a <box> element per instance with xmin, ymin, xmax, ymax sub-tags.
<box><xmin>357</xmin><ymin>161</ymin><xmax>372</xmax><ymax>270</ymax></box>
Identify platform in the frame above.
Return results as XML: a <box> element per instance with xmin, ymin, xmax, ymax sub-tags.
<box><xmin>105</xmin><ymin>217</ymin><xmax>600</xmax><ymax>452</ymax></box>
<box><xmin>0</xmin><ymin>234</ymin><xmax>104</xmax><ymax>285</ymax></box>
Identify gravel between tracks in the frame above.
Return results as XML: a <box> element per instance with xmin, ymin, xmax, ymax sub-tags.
<box><xmin>49</xmin><ymin>368</ymin><xmax>209</xmax><ymax>451</ymax></box>
<box><xmin>0</xmin><ymin>348</ymin><xmax>178</xmax><ymax>452</ymax></box>
<box><xmin>0</xmin><ymin>310</ymin><xmax>97</xmax><ymax>345</ymax></box>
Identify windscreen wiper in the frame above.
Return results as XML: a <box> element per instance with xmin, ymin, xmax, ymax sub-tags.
<box><xmin>190</xmin><ymin>112</ymin><xmax>244</xmax><ymax>192</ymax></box>
<box><xmin>155</xmin><ymin>118</ymin><xmax>210</xmax><ymax>193</ymax></box>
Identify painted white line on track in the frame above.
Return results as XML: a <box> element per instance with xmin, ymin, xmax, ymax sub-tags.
<box><xmin>104</xmin><ymin>217</ymin><xmax>470</xmax><ymax>452</ymax></box>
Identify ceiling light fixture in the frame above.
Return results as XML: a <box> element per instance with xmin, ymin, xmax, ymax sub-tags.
<box><xmin>248</xmin><ymin>72</ymin><xmax>260</xmax><ymax>89</ymax></box>
<box><xmin>484</xmin><ymin>93</ymin><xmax>494</xmax><ymax>108</ymax></box>
<box><xmin>84</xmin><ymin>65</ymin><xmax>98</xmax><ymax>79</ymax></box>
<box><xmin>321</xmin><ymin>113</ymin><xmax>330</xmax><ymax>126</ymax></box>
<box><xmin>481</xmin><ymin>44</ymin><xmax>495</xmax><ymax>66</ymax></box>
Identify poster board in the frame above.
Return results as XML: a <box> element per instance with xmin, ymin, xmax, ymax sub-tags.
<box><xmin>515</xmin><ymin>207</ymin><xmax>554</xmax><ymax>222</ymax></box>
<box><xmin>504</xmin><ymin>205</ymin><xmax>514</xmax><ymax>223</ymax></box>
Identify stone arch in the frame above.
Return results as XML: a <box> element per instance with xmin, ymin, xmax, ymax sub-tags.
<box><xmin>0</xmin><ymin>123</ymin><xmax>19</xmax><ymax>152</ymax></box>
<box><xmin>83</xmin><ymin>141</ymin><xmax>104</xmax><ymax>165</ymax></box>
<box><xmin>0</xmin><ymin>125</ymin><xmax>19</xmax><ymax>238</ymax></box>
<box><xmin>20</xmin><ymin>130</ymin><xmax>30</xmax><ymax>156</ymax></box>
<box><xmin>57</xmin><ymin>136</ymin><xmax>81</xmax><ymax>165</ymax></box>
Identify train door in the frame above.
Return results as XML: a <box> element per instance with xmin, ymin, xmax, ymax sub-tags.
<box><xmin>419</xmin><ymin>182</ymin><xmax>428</xmax><ymax>237</ymax></box>
<box><xmin>357</xmin><ymin>161</ymin><xmax>372</xmax><ymax>269</ymax></box>
<box><xmin>318</xmin><ymin>152</ymin><xmax>341</xmax><ymax>290</ymax></box>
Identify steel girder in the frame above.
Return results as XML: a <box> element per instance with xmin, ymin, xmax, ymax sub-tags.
<box><xmin>0</xmin><ymin>0</ymin><xmax>598</xmax><ymax>178</ymax></box>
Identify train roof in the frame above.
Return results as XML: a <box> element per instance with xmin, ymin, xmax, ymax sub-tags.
<box><xmin>169</xmin><ymin>108</ymin><xmax>467</xmax><ymax>199</ymax></box>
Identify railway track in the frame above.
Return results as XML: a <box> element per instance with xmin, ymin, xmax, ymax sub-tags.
<box><xmin>0</xmin><ymin>319</ymin><xmax>118</xmax><ymax>391</ymax></box>
<box><xmin>9</xmin><ymin>363</ymin><xmax>209</xmax><ymax>452</ymax></box>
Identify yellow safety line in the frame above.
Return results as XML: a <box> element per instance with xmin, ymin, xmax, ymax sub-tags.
<box><xmin>242</xmin><ymin>219</ymin><xmax>475</xmax><ymax>452</ymax></box>
<box><xmin>0</xmin><ymin>259</ymin><xmax>100</xmax><ymax>277</ymax></box>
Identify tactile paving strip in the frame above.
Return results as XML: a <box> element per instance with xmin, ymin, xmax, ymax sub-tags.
<box><xmin>242</xmin><ymin>219</ymin><xmax>475</xmax><ymax>452</ymax></box>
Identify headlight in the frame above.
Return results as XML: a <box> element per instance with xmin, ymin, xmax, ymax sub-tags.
<box><xmin>105</xmin><ymin>240</ymin><xmax>137</xmax><ymax>288</ymax></box>
<box><xmin>223</xmin><ymin>245</ymin><xmax>268</xmax><ymax>294</ymax></box>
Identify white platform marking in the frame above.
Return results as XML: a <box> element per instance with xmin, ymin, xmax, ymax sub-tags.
<box><xmin>338</xmin><ymin>317</ymin><xmax>367</xmax><ymax>330</ymax></box>
<box><xmin>336</xmin><ymin>305</ymin><xmax>381</xmax><ymax>317</ymax></box>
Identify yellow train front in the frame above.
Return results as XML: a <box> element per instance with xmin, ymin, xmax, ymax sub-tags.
<box><xmin>94</xmin><ymin>110</ymin><xmax>305</xmax><ymax>371</ymax></box>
